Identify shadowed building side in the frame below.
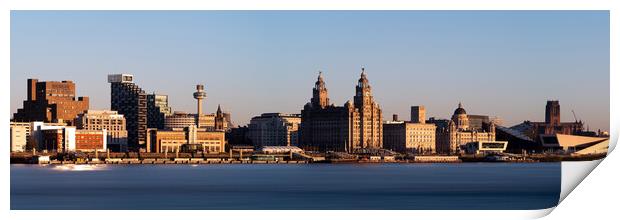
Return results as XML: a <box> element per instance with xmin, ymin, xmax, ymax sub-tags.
<box><xmin>108</xmin><ymin>74</ymin><xmax>147</xmax><ymax>151</ymax></box>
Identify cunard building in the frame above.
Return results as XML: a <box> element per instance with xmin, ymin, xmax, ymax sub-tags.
<box><xmin>300</xmin><ymin>68</ymin><xmax>383</xmax><ymax>152</ymax></box>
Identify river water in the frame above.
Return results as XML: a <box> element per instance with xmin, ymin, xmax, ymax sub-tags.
<box><xmin>10</xmin><ymin>163</ymin><xmax>560</xmax><ymax>210</ymax></box>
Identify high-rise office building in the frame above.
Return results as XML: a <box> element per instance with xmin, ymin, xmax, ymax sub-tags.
<box><xmin>300</xmin><ymin>69</ymin><xmax>383</xmax><ymax>152</ymax></box>
<box><xmin>108</xmin><ymin>74</ymin><xmax>147</xmax><ymax>151</ymax></box>
<box><xmin>13</xmin><ymin>79</ymin><xmax>89</xmax><ymax>124</ymax></box>
<box><xmin>147</xmin><ymin>93</ymin><xmax>172</xmax><ymax>129</ymax></box>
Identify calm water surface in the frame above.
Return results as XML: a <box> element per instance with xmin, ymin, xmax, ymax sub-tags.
<box><xmin>11</xmin><ymin>163</ymin><xmax>560</xmax><ymax>210</ymax></box>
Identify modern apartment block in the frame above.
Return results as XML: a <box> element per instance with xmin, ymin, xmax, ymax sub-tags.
<box><xmin>75</xmin><ymin>110</ymin><xmax>128</xmax><ymax>151</ymax></box>
<box><xmin>13</xmin><ymin>78</ymin><xmax>89</xmax><ymax>124</ymax></box>
<box><xmin>248</xmin><ymin>113</ymin><xmax>301</xmax><ymax>147</ymax></box>
<box><xmin>108</xmin><ymin>74</ymin><xmax>147</xmax><ymax>151</ymax></box>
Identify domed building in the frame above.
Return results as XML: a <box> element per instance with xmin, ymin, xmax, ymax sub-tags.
<box><xmin>436</xmin><ymin>103</ymin><xmax>496</xmax><ymax>154</ymax></box>
<box><xmin>452</xmin><ymin>103</ymin><xmax>469</xmax><ymax>130</ymax></box>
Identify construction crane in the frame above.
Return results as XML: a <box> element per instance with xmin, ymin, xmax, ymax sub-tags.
<box><xmin>572</xmin><ymin>110</ymin><xmax>579</xmax><ymax>122</ymax></box>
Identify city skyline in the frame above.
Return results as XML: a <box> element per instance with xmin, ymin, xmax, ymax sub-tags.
<box><xmin>10</xmin><ymin>11</ymin><xmax>610</xmax><ymax>131</ymax></box>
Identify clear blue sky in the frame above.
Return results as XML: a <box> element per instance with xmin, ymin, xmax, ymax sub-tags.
<box><xmin>10</xmin><ymin>11</ymin><xmax>610</xmax><ymax>131</ymax></box>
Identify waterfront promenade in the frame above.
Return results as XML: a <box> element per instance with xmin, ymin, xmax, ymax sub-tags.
<box><xmin>10</xmin><ymin>151</ymin><xmax>606</xmax><ymax>165</ymax></box>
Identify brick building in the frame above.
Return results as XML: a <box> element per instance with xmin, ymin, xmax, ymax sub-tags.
<box><xmin>75</xmin><ymin>130</ymin><xmax>107</xmax><ymax>152</ymax></box>
<box><xmin>75</xmin><ymin>110</ymin><xmax>127</xmax><ymax>151</ymax></box>
<box><xmin>13</xmin><ymin>79</ymin><xmax>89</xmax><ymax>124</ymax></box>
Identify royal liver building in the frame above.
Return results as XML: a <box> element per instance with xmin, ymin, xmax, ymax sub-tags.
<box><xmin>300</xmin><ymin>68</ymin><xmax>383</xmax><ymax>152</ymax></box>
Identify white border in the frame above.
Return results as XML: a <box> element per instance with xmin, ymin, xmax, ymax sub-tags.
<box><xmin>2</xmin><ymin>1</ymin><xmax>617</xmax><ymax>220</ymax></box>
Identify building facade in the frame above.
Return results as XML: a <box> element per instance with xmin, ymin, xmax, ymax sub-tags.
<box><xmin>10</xmin><ymin>122</ymin><xmax>31</xmax><ymax>152</ymax></box>
<box><xmin>195</xmin><ymin>108</ymin><xmax>228</xmax><ymax>131</ymax></box>
<box><xmin>467</xmin><ymin>115</ymin><xmax>490</xmax><ymax>131</ymax></box>
<box><xmin>75</xmin><ymin>110</ymin><xmax>128</xmax><ymax>151</ymax></box>
<box><xmin>75</xmin><ymin>130</ymin><xmax>107</xmax><ymax>152</ymax></box>
<box><xmin>410</xmin><ymin>106</ymin><xmax>426</xmax><ymax>123</ymax></box>
<box><xmin>108</xmin><ymin>74</ymin><xmax>147</xmax><ymax>151</ymax></box>
<box><xmin>146</xmin><ymin>126</ymin><xmax>226</xmax><ymax>153</ymax></box>
<box><xmin>226</xmin><ymin>126</ymin><xmax>252</xmax><ymax>146</ymax></box>
<box><xmin>25</xmin><ymin>121</ymin><xmax>105</xmax><ymax>152</ymax></box>
<box><xmin>300</xmin><ymin>69</ymin><xmax>383</xmax><ymax>152</ymax></box>
<box><xmin>436</xmin><ymin>103</ymin><xmax>496</xmax><ymax>154</ymax></box>
<box><xmin>13</xmin><ymin>79</ymin><xmax>89</xmax><ymax>124</ymax></box>
<box><xmin>30</xmin><ymin>122</ymin><xmax>76</xmax><ymax>153</ymax></box>
<box><xmin>147</xmin><ymin>93</ymin><xmax>172</xmax><ymax>129</ymax></box>
<box><xmin>383</xmin><ymin>111</ymin><xmax>436</xmax><ymax>153</ymax></box>
<box><xmin>164</xmin><ymin>111</ymin><xmax>197</xmax><ymax>129</ymax></box>
<box><xmin>248</xmin><ymin>113</ymin><xmax>301</xmax><ymax>147</ymax></box>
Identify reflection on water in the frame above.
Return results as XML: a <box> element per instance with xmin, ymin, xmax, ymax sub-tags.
<box><xmin>52</xmin><ymin>164</ymin><xmax>108</xmax><ymax>172</ymax></box>
<box><xmin>11</xmin><ymin>163</ymin><xmax>561</xmax><ymax>210</ymax></box>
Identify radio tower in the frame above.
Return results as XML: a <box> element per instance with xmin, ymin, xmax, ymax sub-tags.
<box><xmin>193</xmin><ymin>84</ymin><xmax>207</xmax><ymax>115</ymax></box>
